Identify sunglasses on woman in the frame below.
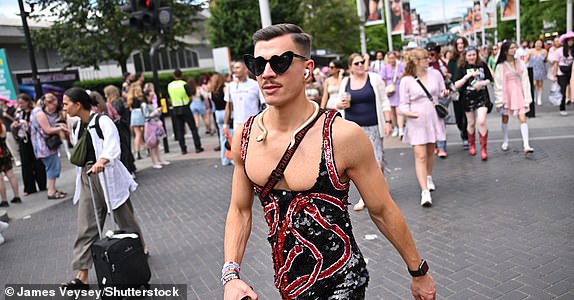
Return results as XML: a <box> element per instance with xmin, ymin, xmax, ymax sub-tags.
<box><xmin>243</xmin><ymin>51</ymin><xmax>308</xmax><ymax>76</ymax></box>
<box><xmin>353</xmin><ymin>60</ymin><xmax>366</xmax><ymax>66</ymax></box>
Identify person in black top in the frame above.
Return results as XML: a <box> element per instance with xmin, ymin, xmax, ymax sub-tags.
<box><xmin>209</xmin><ymin>73</ymin><xmax>233</xmax><ymax>166</ymax></box>
<box><xmin>11</xmin><ymin>93</ymin><xmax>46</xmax><ymax>196</ymax></box>
<box><xmin>454</xmin><ymin>46</ymin><xmax>493</xmax><ymax>160</ymax></box>
<box><xmin>447</xmin><ymin>37</ymin><xmax>470</xmax><ymax>149</ymax></box>
<box><xmin>104</xmin><ymin>85</ymin><xmax>136</xmax><ymax>176</ymax></box>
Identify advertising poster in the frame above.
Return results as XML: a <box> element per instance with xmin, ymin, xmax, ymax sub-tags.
<box><xmin>411</xmin><ymin>9</ymin><xmax>420</xmax><ymax>36</ymax></box>
<box><xmin>473</xmin><ymin>0</ymin><xmax>482</xmax><ymax>32</ymax></box>
<box><xmin>390</xmin><ymin>0</ymin><xmax>404</xmax><ymax>34</ymax></box>
<box><xmin>484</xmin><ymin>0</ymin><xmax>497</xmax><ymax>28</ymax></box>
<box><xmin>0</xmin><ymin>49</ymin><xmax>17</xmax><ymax>101</ymax></box>
<box><xmin>16</xmin><ymin>70</ymin><xmax>79</xmax><ymax>101</ymax></box>
<box><xmin>501</xmin><ymin>0</ymin><xmax>517</xmax><ymax>21</ymax></box>
<box><xmin>402</xmin><ymin>0</ymin><xmax>412</xmax><ymax>35</ymax></box>
<box><xmin>461</xmin><ymin>7</ymin><xmax>473</xmax><ymax>35</ymax></box>
<box><xmin>363</xmin><ymin>0</ymin><xmax>385</xmax><ymax>26</ymax></box>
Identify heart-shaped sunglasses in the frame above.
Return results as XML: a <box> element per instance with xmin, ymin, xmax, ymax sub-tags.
<box><xmin>243</xmin><ymin>51</ymin><xmax>308</xmax><ymax>76</ymax></box>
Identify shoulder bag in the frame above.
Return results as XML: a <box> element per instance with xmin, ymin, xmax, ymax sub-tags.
<box><xmin>70</xmin><ymin>114</ymin><xmax>97</xmax><ymax>167</ymax></box>
<box><xmin>415</xmin><ymin>77</ymin><xmax>449</xmax><ymax>118</ymax></box>
<box><xmin>385</xmin><ymin>64</ymin><xmax>399</xmax><ymax>95</ymax></box>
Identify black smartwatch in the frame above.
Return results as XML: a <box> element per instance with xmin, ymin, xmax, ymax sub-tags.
<box><xmin>408</xmin><ymin>259</ymin><xmax>429</xmax><ymax>277</ymax></box>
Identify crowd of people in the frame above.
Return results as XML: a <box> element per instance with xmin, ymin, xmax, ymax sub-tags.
<box><xmin>0</xmin><ymin>24</ymin><xmax>572</xmax><ymax>299</ymax></box>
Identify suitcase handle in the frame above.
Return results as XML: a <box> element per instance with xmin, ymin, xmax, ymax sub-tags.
<box><xmin>86</xmin><ymin>162</ymin><xmax>116</xmax><ymax>240</ymax></box>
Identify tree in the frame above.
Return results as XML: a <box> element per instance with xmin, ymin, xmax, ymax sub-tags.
<box><xmin>300</xmin><ymin>0</ymin><xmax>362</xmax><ymax>55</ymax></box>
<box><xmin>365</xmin><ymin>24</ymin><xmax>403</xmax><ymax>54</ymax></box>
<box><xmin>208</xmin><ymin>0</ymin><xmax>303</xmax><ymax>60</ymax></box>
<box><xmin>29</xmin><ymin>0</ymin><xmax>202</xmax><ymax>74</ymax></box>
<box><xmin>497</xmin><ymin>0</ymin><xmax>567</xmax><ymax>42</ymax></box>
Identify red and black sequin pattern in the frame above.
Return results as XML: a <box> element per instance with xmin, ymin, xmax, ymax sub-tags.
<box><xmin>242</xmin><ymin>110</ymin><xmax>369</xmax><ymax>299</ymax></box>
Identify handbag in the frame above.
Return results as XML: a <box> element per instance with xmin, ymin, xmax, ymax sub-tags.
<box><xmin>45</xmin><ymin>134</ymin><xmax>62</xmax><ymax>150</ymax></box>
<box><xmin>415</xmin><ymin>77</ymin><xmax>449</xmax><ymax>118</ymax></box>
<box><xmin>385</xmin><ymin>64</ymin><xmax>399</xmax><ymax>95</ymax></box>
<box><xmin>70</xmin><ymin>114</ymin><xmax>96</xmax><ymax>167</ymax></box>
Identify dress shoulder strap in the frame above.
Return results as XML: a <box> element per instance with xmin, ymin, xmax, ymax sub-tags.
<box><xmin>240</xmin><ymin>115</ymin><xmax>256</xmax><ymax>163</ymax></box>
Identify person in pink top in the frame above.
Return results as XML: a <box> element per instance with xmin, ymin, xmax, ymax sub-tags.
<box><xmin>494</xmin><ymin>41</ymin><xmax>534</xmax><ymax>153</ymax></box>
<box><xmin>399</xmin><ymin>48</ymin><xmax>448</xmax><ymax>207</ymax></box>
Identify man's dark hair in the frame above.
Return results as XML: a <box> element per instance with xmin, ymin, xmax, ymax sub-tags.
<box><xmin>174</xmin><ymin>69</ymin><xmax>183</xmax><ymax>78</ymax></box>
<box><xmin>252</xmin><ymin>23</ymin><xmax>312</xmax><ymax>57</ymax></box>
<box><xmin>64</xmin><ymin>87</ymin><xmax>93</xmax><ymax>110</ymax></box>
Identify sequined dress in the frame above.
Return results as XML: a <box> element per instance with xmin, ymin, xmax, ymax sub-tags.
<box><xmin>241</xmin><ymin>110</ymin><xmax>369</xmax><ymax>300</ymax></box>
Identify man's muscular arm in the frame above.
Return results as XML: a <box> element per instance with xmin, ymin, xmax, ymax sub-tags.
<box><xmin>223</xmin><ymin>125</ymin><xmax>258</xmax><ymax>300</ymax></box>
<box><xmin>332</xmin><ymin>119</ymin><xmax>436</xmax><ymax>300</ymax></box>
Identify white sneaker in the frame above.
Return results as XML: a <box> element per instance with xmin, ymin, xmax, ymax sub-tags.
<box><xmin>0</xmin><ymin>233</ymin><xmax>4</xmax><ymax>246</ymax></box>
<box><xmin>15</xmin><ymin>161</ymin><xmax>21</xmax><ymax>167</ymax></box>
<box><xmin>420</xmin><ymin>190</ymin><xmax>432</xmax><ymax>207</ymax></box>
<box><xmin>353</xmin><ymin>198</ymin><xmax>365</xmax><ymax>211</ymax></box>
<box><xmin>398</xmin><ymin>128</ymin><xmax>404</xmax><ymax>138</ymax></box>
<box><xmin>0</xmin><ymin>221</ymin><xmax>8</xmax><ymax>233</ymax></box>
<box><xmin>427</xmin><ymin>176</ymin><xmax>436</xmax><ymax>191</ymax></box>
<box><xmin>560</xmin><ymin>111</ymin><xmax>568</xmax><ymax>116</ymax></box>
<box><xmin>391</xmin><ymin>127</ymin><xmax>398</xmax><ymax>137</ymax></box>
<box><xmin>160</xmin><ymin>160</ymin><xmax>171</xmax><ymax>165</ymax></box>
<box><xmin>501</xmin><ymin>143</ymin><xmax>509</xmax><ymax>151</ymax></box>
<box><xmin>152</xmin><ymin>164</ymin><xmax>163</xmax><ymax>169</ymax></box>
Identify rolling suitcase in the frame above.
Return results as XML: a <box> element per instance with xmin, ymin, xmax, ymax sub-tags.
<box><xmin>87</xmin><ymin>170</ymin><xmax>151</xmax><ymax>292</ymax></box>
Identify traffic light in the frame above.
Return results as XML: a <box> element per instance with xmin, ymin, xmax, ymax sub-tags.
<box><xmin>121</xmin><ymin>0</ymin><xmax>172</xmax><ymax>32</ymax></box>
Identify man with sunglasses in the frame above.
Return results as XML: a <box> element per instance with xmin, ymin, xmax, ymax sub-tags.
<box><xmin>222</xmin><ymin>23</ymin><xmax>436</xmax><ymax>300</ymax></box>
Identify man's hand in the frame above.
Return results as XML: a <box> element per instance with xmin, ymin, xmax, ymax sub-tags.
<box><xmin>88</xmin><ymin>158</ymin><xmax>108</xmax><ymax>175</ymax></box>
<box><xmin>411</xmin><ymin>273</ymin><xmax>436</xmax><ymax>300</ymax></box>
<box><xmin>224</xmin><ymin>279</ymin><xmax>258</xmax><ymax>300</ymax></box>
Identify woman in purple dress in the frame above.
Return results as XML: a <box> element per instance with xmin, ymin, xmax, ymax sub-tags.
<box><xmin>382</xmin><ymin>51</ymin><xmax>405</xmax><ymax>138</ymax></box>
<box><xmin>399</xmin><ymin>48</ymin><xmax>448</xmax><ymax>207</ymax></box>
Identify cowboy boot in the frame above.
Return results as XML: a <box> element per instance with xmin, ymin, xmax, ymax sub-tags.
<box><xmin>468</xmin><ymin>131</ymin><xmax>476</xmax><ymax>155</ymax></box>
<box><xmin>479</xmin><ymin>131</ymin><xmax>488</xmax><ymax>160</ymax></box>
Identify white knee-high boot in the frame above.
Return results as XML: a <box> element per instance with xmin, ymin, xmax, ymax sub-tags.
<box><xmin>537</xmin><ymin>89</ymin><xmax>543</xmax><ymax>106</ymax></box>
<box><xmin>520</xmin><ymin>123</ymin><xmax>533</xmax><ymax>152</ymax></box>
<box><xmin>501</xmin><ymin>123</ymin><xmax>509</xmax><ymax>150</ymax></box>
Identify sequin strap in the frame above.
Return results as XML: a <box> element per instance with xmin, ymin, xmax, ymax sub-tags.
<box><xmin>260</xmin><ymin>109</ymin><xmax>326</xmax><ymax>198</ymax></box>
<box><xmin>240</xmin><ymin>116</ymin><xmax>255</xmax><ymax>163</ymax></box>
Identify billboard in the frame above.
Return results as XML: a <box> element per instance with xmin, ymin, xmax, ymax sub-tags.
<box><xmin>0</xmin><ymin>49</ymin><xmax>17</xmax><ymax>101</ymax></box>
<box><xmin>212</xmin><ymin>47</ymin><xmax>231</xmax><ymax>75</ymax></box>
<box><xmin>402</xmin><ymin>1</ymin><xmax>412</xmax><ymax>35</ymax></box>
<box><xmin>501</xmin><ymin>0</ymin><xmax>517</xmax><ymax>21</ymax></box>
<box><xmin>389</xmin><ymin>0</ymin><xmax>404</xmax><ymax>34</ymax></box>
<box><xmin>484</xmin><ymin>0</ymin><xmax>497</xmax><ymax>28</ymax></box>
<box><xmin>473</xmin><ymin>0</ymin><xmax>482</xmax><ymax>32</ymax></box>
<box><xmin>16</xmin><ymin>70</ymin><xmax>79</xmax><ymax>101</ymax></box>
<box><xmin>362</xmin><ymin>0</ymin><xmax>385</xmax><ymax>26</ymax></box>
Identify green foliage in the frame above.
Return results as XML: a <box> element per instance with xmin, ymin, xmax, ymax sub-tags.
<box><xmin>301</xmin><ymin>0</ymin><xmax>361</xmax><ymax>54</ymax></box>
<box><xmin>497</xmin><ymin>0</ymin><xmax>567</xmax><ymax>42</ymax></box>
<box><xmin>73</xmin><ymin>69</ymin><xmax>213</xmax><ymax>99</ymax></box>
<box><xmin>30</xmin><ymin>0</ymin><xmax>202</xmax><ymax>73</ymax></box>
<box><xmin>208</xmin><ymin>0</ymin><xmax>303</xmax><ymax>60</ymax></box>
<box><xmin>365</xmin><ymin>24</ymin><xmax>403</xmax><ymax>53</ymax></box>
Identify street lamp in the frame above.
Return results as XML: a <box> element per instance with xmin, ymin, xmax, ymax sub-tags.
<box><xmin>18</xmin><ymin>0</ymin><xmax>43</xmax><ymax>100</ymax></box>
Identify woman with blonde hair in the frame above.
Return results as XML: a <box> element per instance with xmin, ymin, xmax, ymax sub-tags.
<box><xmin>127</xmin><ymin>82</ymin><xmax>145</xmax><ymax>160</ymax></box>
<box><xmin>104</xmin><ymin>85</ymin><xmax>136</xmax><ymax>176</ymax></box>
<box><xmin>399</xmin><ymin>48</ymin><xmax>448</xmax><ymax>207</ymax></box>
<box><xmin>208</xmin><ymin>73</ymin><xmax>233</xmax><ymax>166</ymax></box>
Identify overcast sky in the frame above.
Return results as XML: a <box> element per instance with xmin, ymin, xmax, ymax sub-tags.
<box><xmin>0</xmin><ymin>0</ymin><xmax>478</xmax><ymax>23</ymax></box>
<box><xmin>410</xmin><ymin>0</ymin><xmax>475</xmax><ymax>22</ymax></box>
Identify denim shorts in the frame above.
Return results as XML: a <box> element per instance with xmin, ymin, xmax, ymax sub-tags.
<box><xmin>190</xmin><ymin>100</ymin><xmax>206</xmax><ymax>116</ymax></box>
<box><xmin>41</xmin><ymin>153</ymin><xmax>61</xmax><ymax>179</ymax></box>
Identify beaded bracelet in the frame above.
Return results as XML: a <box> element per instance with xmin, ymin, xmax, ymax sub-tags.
<box><xmin>221</xmin><ymin>261</ymin><xmax>241</xmax><ymax>286</ymax></box>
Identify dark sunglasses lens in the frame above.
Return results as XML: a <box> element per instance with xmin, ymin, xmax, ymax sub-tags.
<box><xmin>243</xmin><ymin>55</ymin><xmax>260</xmax><ymax>75</ymax></box>
<box><xmin>270</xmin><ymin>52</ymin><xmax>293</xmax><ymax>75</ymax></box>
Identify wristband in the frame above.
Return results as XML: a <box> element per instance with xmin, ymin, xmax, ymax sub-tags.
<box><xmin>385</xmin><ymin>120</ymin><xmax>392</xmax><ymax>124</ymax></box>
<box><xmin>221</xmin><ymin>261</ymin><xmax>241</xmax><ymax>286</ymax></box>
